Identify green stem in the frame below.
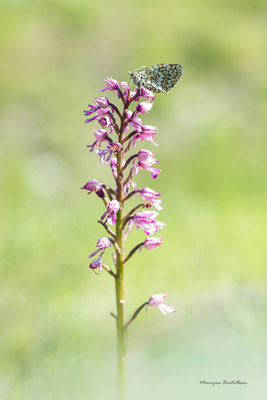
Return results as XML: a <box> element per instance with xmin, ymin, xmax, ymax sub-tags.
<box><xmin>115</xmin><ymin>105</ymin><xmax>128</xmax><ymax>400</ymax></box>
<box><xmin>124</xmin><ymin>242</ymin><xmax>144</xmax><ymax>264</ymax></box>
<box><xmin>125</xmin><ymin>302</ymin><xmax>148</xmax><ymax>328</ymax></box>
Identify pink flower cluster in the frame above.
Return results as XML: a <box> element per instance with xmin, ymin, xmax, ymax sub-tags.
<box><xmin>82</xmin><ymin>77</ymin><xmax>175</xmax><ymax>314</ymax></box>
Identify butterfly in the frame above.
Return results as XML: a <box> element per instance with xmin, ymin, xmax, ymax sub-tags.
<box><xmin>129</xmin><ymin>63</ymin><xmax>183</xmax><ymax>94</ymax></box>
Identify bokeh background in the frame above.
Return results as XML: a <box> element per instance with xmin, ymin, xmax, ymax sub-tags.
<box><xmin>1</xmin><ymin>0</ymin><xmax>267</xmax><ymax>399</ymax></box>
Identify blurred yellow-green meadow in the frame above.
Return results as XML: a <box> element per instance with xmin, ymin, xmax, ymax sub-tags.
<box><xmin>1</xmin><ymin>0</ymin><xmax>267</xmax><ymax>399</ymax></box>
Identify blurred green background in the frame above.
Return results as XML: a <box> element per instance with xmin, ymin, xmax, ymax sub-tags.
<box><xmin>1</xmin><ymin>0</ymin><xmax>267</xmax><ymax>399</ymax></box>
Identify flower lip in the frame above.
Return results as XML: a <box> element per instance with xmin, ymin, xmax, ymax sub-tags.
<box><xmin>137</xmin><ymin>162</ymin><xmax>161</xmax><ymax>179</ymax></box>
<box><xmin>89</xmin><ymin>236</ymin><xmax>112</xmax><ymax>258</ymax></box>
<box><xmin>83</xmin><ymin>104</ymin><xmax>99</xmax><ymax>116</ymax></box>
<box><xmin>85</xmin><ymin>115</ymin><xmax>99</xmax><ymax>123</ymax></box>
<box><xmin>101</xmin><ymin>200</ymin><xmax>120</xmax><ymax>225</ymax></box>
<box><xmin>96</xmin><ymin>142</ymin><xmax>122</xmax><ymax>164</ymax></box>
<box><xmin>158</xmin><ymin>303</ymin><xmax>176</xmax><ymax>315</ymax></box>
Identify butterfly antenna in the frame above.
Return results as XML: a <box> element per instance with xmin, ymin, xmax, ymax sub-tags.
<box><xmin>132</xmin><ymin>65</ymin><xmax>147</xmax><ymax>73</ymax></box>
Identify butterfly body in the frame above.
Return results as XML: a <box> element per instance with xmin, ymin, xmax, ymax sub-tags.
<box><xmin>129</xmin><ymin>64</ymin><xmax>183</xmax><ymax>94</ymax></box>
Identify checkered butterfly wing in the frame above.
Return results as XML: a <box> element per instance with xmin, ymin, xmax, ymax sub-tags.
<box><xmin>136</xmin><ymin>64</ymin><xmax>183</xmax><ymax>94</ymax></box>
